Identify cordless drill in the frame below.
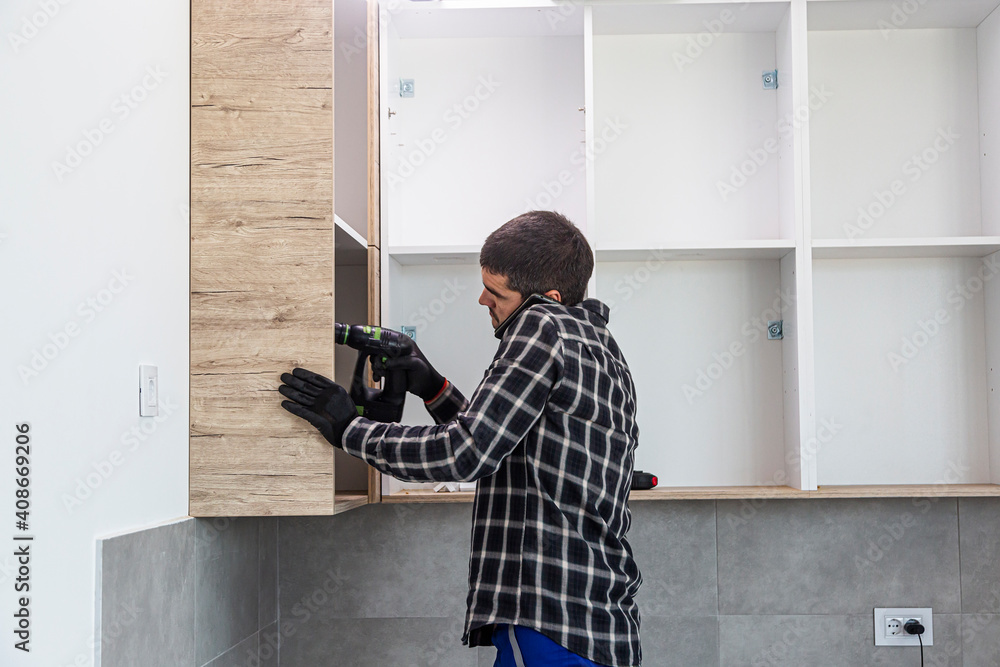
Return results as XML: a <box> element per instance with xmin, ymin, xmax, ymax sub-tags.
<box><xmin>334</xmin><ymin>323</ymin><xmax>413</xmax><ymax>423</ymax></box>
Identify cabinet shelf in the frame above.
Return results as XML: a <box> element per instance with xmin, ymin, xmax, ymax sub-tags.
<box><xmin>596</xmin><ymin>240</ymin><xmax>795</xmax><ymax>262</ymax></box>
<box><xmin>387</xmin><ymin>246</ymin><xmax>481</xmax><ymax>265</ymax></box>
<box><xmin>813</xmin><ymin>237</ymin><xmax>1000</xmax><ymax>259</ymax></box>
<box><xmin>630</xmin><ymin>483</ymin><xmax>1000</xmax><ymax>500</ymax></box>
<box><xmin>334</xmin><ymin>493</ymin><xmax>368</xmax><ymax>514</ymax></box>
<box><xmin>381</xmin><ymin>484</ymin><xmax>1000</xmax><ymax>504</ymax></box>
<box><xmin>382</xmin><ymin>489</ymin><xmax>475</xmax><ymax>504</ymax></box>
<box><xmin>336</xmin><ymin>215</ymin><xmax>368</xmax><ymax>266</ymax></box>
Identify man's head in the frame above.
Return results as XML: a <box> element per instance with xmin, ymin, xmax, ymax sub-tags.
<box><xmin>478</xmin><ymin>210</ymin><xmax>594</xmax><ymax>328</ymax></box>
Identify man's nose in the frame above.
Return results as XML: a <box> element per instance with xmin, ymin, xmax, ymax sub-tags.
<box><xmin>478</xmin><ymin>289</ymin><xmax>490</xmax><ymax>306</ymax></box>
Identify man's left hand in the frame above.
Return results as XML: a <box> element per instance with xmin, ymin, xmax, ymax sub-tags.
<box><xmin>279</xmin><ymin>368</ymin><xmax>357</xmax><ymax>447</ymax></box>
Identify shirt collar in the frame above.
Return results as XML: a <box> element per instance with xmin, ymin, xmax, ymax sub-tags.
<box><xmin>579</xmin><ymin>298</ymin><xmax>610</xmax><ymax>324</ymax></box>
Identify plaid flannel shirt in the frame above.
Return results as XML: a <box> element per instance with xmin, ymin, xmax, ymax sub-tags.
<box><xmin>342</xmin><ymin>298</ymin><xmax>642</xmax><ymax>666</ymax></box>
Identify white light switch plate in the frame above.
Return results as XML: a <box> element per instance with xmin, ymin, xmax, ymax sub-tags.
<box><xmin>139</xmin><ymin>365</ymin><xmax>158</xmax><ymax>417</ymax></box>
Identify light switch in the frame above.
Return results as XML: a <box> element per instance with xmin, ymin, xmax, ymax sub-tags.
<box><xmin>139</xmin><ymin>365</ymin><xmax>158</xmax><ymax>417</ymax></box>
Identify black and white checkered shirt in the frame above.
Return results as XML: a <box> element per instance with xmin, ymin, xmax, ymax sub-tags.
<box><xmin>342</xmin><ymin>299</ymin><xmax>642</xmax><ymax>666</ymax></box>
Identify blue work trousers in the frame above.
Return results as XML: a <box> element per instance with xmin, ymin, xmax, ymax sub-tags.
<box><xmin>490</xmin><ymin>624</ymin><xmax>607</xmax><ymax>667</ymax></box>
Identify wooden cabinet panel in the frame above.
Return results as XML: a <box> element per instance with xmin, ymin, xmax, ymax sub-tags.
<box><xmin>191</xmin><ymin>0</ymin><xmax>336</xmax><ymax>516</ymax></box>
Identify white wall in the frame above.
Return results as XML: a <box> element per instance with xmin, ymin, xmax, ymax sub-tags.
<box><xmin>0</xmin><ymin>1</ymin><xmax>189</xmax><ymax>664</ymax></box>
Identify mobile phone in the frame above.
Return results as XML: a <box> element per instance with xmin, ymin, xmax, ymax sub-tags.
<box><xmin>493</xmin><ymin>293</ymin><xmax>561</xmax><ymax>339</ymax></box>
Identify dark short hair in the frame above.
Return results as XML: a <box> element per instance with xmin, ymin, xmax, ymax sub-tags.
<box><xmin>479</xmin><ymin>211</ymin><xmax>593</xmax><ymax>306</ymax></box>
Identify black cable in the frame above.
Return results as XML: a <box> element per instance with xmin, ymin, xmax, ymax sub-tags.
<box><xmin>905</xmin><ymin>620</ymin><xmax>925</xmax><ymax>667</ymax></box>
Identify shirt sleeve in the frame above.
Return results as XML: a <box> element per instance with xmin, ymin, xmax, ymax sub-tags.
<box><xmin>340</xmin><ymin>308</ymin><xmax>563</xmax><ymax>483</ymax></box>
<box><xmin>424</xmin><ymin>380</ymin><xmax>468</xmax><ymax>424</ymax></box>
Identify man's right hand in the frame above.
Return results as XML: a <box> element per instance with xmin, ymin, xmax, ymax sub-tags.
<box><xmin>383</xmin><ymin>339</ymin><xmax>446</xmax><ymax>402</ymax></box>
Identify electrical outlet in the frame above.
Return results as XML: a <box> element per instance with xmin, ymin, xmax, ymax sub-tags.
<box><xmin>886</xmin><ymin>617</ymin><xmax>904</xmax><ymax>636</ymax></box>
<box><xmin>874</xmin><ymin>608</ymin><xmax>934</xmax><ymax>646</ymax></box>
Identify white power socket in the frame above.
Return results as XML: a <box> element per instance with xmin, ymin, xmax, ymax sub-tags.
<box><xmin>874</xmin><ymin>608</ymin><xmax>934</xmax><ymax>646</ymax></box>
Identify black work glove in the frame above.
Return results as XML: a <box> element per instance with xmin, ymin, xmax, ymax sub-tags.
<box><xmin>382</xmin><ymin>339</ymin><xmax>446</xmax><ymax>402</ymax></box>
<box><xmin>279</xmin><ymin>368</ymin><xmax>357</xmax><ymax>447</ymax></box>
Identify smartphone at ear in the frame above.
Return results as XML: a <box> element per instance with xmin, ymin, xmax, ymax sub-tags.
<box><xmin>493</xmin><ymin>293</ymin><xmax>561</xmax><ymax>339</ymax></box>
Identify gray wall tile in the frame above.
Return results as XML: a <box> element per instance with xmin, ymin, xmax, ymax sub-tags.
<box><xmin>280</xmin><ymin>504</ymin><xmax>470</xmax><ymax>620</ymax></box>
<box><xmin>640</xmin><ymin>616</ymin><xmax>718</xmax><ymax>667</ymax></box>
<box><xmin>717</xmin><ymin>498</ymin><xmax>961</xmax><ymax>614</ymax></box>
<box><xmin>962</xmin><ymin>614</ymin><xmax>1000</xmax><ymax>667</ymax></box>
<box><xmin>195</xmin><ymin>518</ymin><xmax>260</xmax><ymax>666</ymax></box>
<box><xmin>280</xmin><ymin>617</ymin><xmax>476</xmax><ymax>667</ymax></box>
<box><xmin>478</xmin><ymin>646</ymin><xmax>495</xmax><ymax>666</ymax></box>
<box><xmin>628</xmin><ymin>501</ymin><xmax>718</xmax><ymax>616</ymax></box>
<box><xmin>259</xmin><ymin>518</ymin><xmax>278</xmax><ymax>628</ymax></box>
<box><xmin>721</xmin><ymin>615</ymin><xmax>852</xmax><ymax>667</ymax></box>
<box><xmin>203</xmin><ymin>632</ymin><xmax>257</xmax><ymax>667</ymax></box>
<box><xmin>98</xmin><ymin>519</ymin><xmax>195</xmax><ymax>667</ymax></box>
<box><xmin>959</xmin><ymin>498</ymin><xmax>1000</xmax><ymax>613</ymax></box>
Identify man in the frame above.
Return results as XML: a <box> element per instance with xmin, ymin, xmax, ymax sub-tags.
<box><xmin>279</xmin><ymin>211</ymin><xmax>642</xmax><ymax>666</ymax></box>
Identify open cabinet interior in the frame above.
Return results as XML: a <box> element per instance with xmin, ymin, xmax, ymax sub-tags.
<box><xmin>807</xmin><ymin>0</ymin><xmax>1000</xmax><ymax>490</ymax></box>
<box><xmin>373</xmin><ymin>0</ymin><xmax>1000</xmax><ymax>503</ymax></box>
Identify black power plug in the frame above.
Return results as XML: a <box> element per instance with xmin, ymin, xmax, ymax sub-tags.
<box><xmin>904</xmin><ymin>620</ymin><xmax>926</xmax><ymax>667</ymax></box>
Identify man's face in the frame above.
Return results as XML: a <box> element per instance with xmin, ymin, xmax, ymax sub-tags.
<box><xmin>479</xmin><ymin>268</ymin><xmax>523</xmax><ymax>329</ymax></box>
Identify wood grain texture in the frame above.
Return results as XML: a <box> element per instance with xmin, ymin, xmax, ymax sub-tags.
<box><xmin>382</xmin><ymin>490</ymin><xmax>475</xmax><ymax>504</ymax></box>
<box><xmin>334</xmin><ymin>493</ymin><xmax>369</xmax><ymax>514</ymax></box>
<box><xmin>191</xmin><ymin>0</ymin><xmax>337</xmax><ymax>516</ymax></box>
<box><xmin>381</xmin><ymin>484</ymin><xmax>1000</xmax><ymax>504</ymax></box>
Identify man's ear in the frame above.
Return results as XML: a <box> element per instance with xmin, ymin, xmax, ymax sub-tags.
<box><xmin>543</xmin><ymin>289</ymin><xmax>562</xmax><ymax>303</ymax></box>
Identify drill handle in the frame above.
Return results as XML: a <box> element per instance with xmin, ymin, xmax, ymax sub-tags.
<box><xmin>348</xmin><ymin>350</ymin><xmax>406</xmax><ymax>423</ymax></box>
